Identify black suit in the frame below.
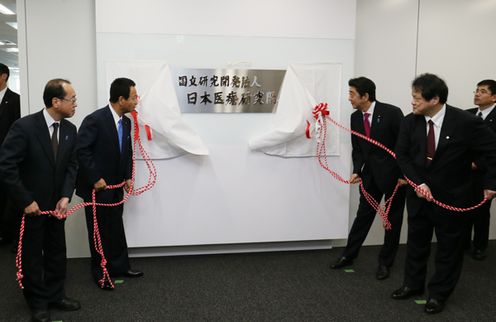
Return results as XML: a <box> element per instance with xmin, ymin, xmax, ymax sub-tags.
<box><xmin>0</xmin><ymin>109</ymin><xmax>77</xmax><ymax>310</ymax></box>
<box><xmin>464</xmin><ymin>106</ymin><xmax>496</xmax><ymax>251</ymax></box>
<box><xmin>76</xmin><ymin>105</ymin><xmax>133</xmax><ymax>281</ymax></box>
<box><xmin>395</xmin><ymin>105</ymin><xmax>496</xmax><ymax>301</ymax></box>
<box><xmin>0</xmin><ymin>88</ymin><xmax>20</xmax><ymax>241</ymax></box>
<box><xmin>342</xmin><ymin>102</ymin><xmax>405</xmax><ymax>266</ymax></box>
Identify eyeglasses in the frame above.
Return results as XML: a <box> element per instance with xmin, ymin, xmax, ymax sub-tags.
<box><xmin>474</xmin><ymin>89</ymin><xmax>490</xmax><ymax>95</ymax></box>
<box><xmin>59</xmin><ymin>97</ymin><xmax>77</xmax><ymax>104</ymax></box>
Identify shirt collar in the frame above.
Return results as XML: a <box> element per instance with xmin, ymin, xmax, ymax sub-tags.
<box><xmin>425</xmin><ymin>104</ymin><xmax>446</xmax><ymax>128</ymax></box>
<box><xmin>108</xmin><ymin>104</ymin><xmax>122</xmax><ymax>127</ymax></box>
<box><xmin>478</xmin><ymin>104</ymin><xmax>496</xmax><ymax>120</ymax></box>
<box><xmin>42</xmin><ymin>108</ymin><xmax>59</xmax><ymax>129</ymax></box>
<box><xmin>362</xmin><ymin>101</ymin><xmax>376</xmax><ymax>117</ymax></box>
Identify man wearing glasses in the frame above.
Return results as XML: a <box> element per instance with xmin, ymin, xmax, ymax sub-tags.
<box><xmin>464</xmin><ymin>79</ymin><xmax>496</xmax><ymax>260</ymax></box>
<box><xmin>0</xmin><ymin>79</ymin><xmax>80</xmax><ymax>322</ymax></box>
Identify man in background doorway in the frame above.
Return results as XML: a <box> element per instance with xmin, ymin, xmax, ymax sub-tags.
<box><xmin>464</xmin><ymin>79</ymin><xmax>496</xmax><ymax>260</ymax></box>
<box><xmin>0</xmin><ymin>62</ymin><xmax>20</xmax><ymax>248</ymax></box>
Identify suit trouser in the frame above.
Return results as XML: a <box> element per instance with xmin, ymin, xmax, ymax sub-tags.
<box><xmin>22</xmin><ymin>215</ymin><xmax>66</xmax><ymax>310</ymax></box>
<box><xmin>85</xmin><ymin>203</ymin><xmax>130</xmax><ymax>282</ymax></box>
<box><xmin>464</xmin><ymin>200</ymin><xmax>491</xmax><ymax>251</ymax></box>
<box><xmin>403</xmin><ymin>203</ymin><xmax>466</xmax><ymax>301</ymax></box>
<box><xmin>342</xmin><ymin>178</ymin><xmax>406</xmax><ymax>267</ymax></box>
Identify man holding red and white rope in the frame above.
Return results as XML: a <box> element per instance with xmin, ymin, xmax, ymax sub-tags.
<box><xmin>0</xmin><ymin>79</ymin><xmax>80</xmax><ymax>322</ymax></box>
<box><xmin>76</xmin><ymin>78</ymin><xmax>143</xmax><ymax>290</ymax></box>
<box><xmin>330</xmin><ymin>77</ymin><xmax>406</xmax><ymax>280</ymax></box>
<box><xmin>392</xmin><ymin>73</ymin><xmax>496</xmax><ymax>314</ymax></box>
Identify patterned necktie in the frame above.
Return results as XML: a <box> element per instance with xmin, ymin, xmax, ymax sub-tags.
<box><xmin>52</xmin><ymin>123</ymin><xmax>59</xmax><ymax>159</ymax></box>
<box><xmin>363</xmin><ymin>112</ymin><xmax>371</xmax><ymax>138</ymax></box>
<box><xmin>426</xmin><ymin>120</ymin><xmax>435</xmax><ymax>165</ymax></box>
<box><xmin>117</xmin><ymin>118</ymin><xmax>123</xmax><ymax>153</ymax></box>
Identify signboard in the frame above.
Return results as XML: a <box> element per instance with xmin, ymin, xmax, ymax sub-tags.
<box><xmin>172</xmin><ymin>68</ymin><xmax>286</xmax><ymax>113</ymax></box>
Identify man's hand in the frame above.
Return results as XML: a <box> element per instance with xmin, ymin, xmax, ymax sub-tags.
<box><xmin>94</xmin><ymin>178</ymin><xmax>107</xmax><ymax>191</ymax></box>
<box><xmin>416</xmin><ymin>183</ymin><xmax>433</xmax><ymax>202</ymax></box>
<box><xmin>349</xmin><ymin>173</ymin><xmax>361</xmax><ymax>184</ymax></box>
<box><xmin>484</xmin><ymin>189</ymin><xmax>496</xmax><ymax>200</ymax></box>
<box><xmin>398</xmin><ymin>178</ymin><xmax>407</xmax><ymax>186</ymax></box>
<box><xmin>55</xmin><ymin>197</ymin><xmax>70</xmax><ymax>217</ymax></box>
<box><xmin>124</xmin><ymin>179</ymin><xmax>133</xmax><ymax>192</ymax></box>
<box><xmin>24</xmin><ymin>201</ymin><xmax>41</xmax><ymax>216</ymax></box>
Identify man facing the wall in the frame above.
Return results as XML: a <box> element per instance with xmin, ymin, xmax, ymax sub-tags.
<box><xmin>76</xmin><ymin>77</ymin><xmax>143</xmax><ymax>290</ymax></box>
<box><xmin>330</xmin><ymin>77</ymin><xmax>406</xmax><ymax>280</ymax></box>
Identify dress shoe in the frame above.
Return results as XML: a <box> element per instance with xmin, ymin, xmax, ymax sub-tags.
<box><xmin>123</xmin><ymin>269</ymin><xmax>144</xmax><ymax>277</ymax></box>
<box><xmin>424</xmin><ymin>298</ymin><xmax>445</xmax><ymax>314</ymax></box>
<box><xmin>375</xmin><ymin>264</ymin><xmax>390</xmax><ymax>280</ymax></box>
<box><xmin>472</xmin><ymin>249</ymin><xmax>487</xmax><ymax>261</ymax></box>
<box><xmin>330</xmin><ymin>257</ymin><xmax>353</xmax><ymax>269</ymax></box>
<box><xmin>31</xmin><ymin>308</ymin><xmax>50</xmax><ymax>322</ymax></box>
<box><xmin>50</xmin><ymin>296</ymin><xmax>81</xmax><ymax>311</ymax></box>
<box><xmin>391</xmin><ymin>286</ymin><xmax>424</xmax><ymax>299</ymax></box>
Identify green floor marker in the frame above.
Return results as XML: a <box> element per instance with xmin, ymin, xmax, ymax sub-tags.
<box><xmin>114</xmin><ymin>279</ymin><xmax>124</xmax><ymax>284</ymax></box>
<box><xmin>415</xmin><ymin>299</ymin><xmax>427</xmax><ymax>305</ymax></box>
<box><xmin>52</xmin><ymin>320</ymin><xmax>63</xmax><ymax>322</ymax></box>
<box><xmin>344</xmin><ymin>269</ymin><xmax>355</xmax><ymax>273</ymax></box>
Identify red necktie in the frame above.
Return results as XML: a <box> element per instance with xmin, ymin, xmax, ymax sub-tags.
<box><xmin>363</xmin><ymin>112</ymin><xmax>371</xmax><ymax>138</ymax></box>
<box><xmin>426</xmin><ymin>120</ymin><xmax>435</xmax><ymax>165</ymax></box>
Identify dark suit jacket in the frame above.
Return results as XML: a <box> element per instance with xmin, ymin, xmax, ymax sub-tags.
<box><xmin>396</xmin><ymin>105</ymin><xmax>496</xmax><ymax>217</ymax></box>
<box><xmin>0</xmin><ymin>88</ymin><xmax>20</xmax><ymax>145</ymax></box>
<box><xmin>76</xmin><ymin>105</ymin><xmax>132</xmax><ymax>202</ymax></box>
<box><xmin>351</xmin><ymin>101</ymin><xmax>404</xmax><ymax>192</ymax></box>
<box><xmin>0</xmin><ymin>109</ymin><xmax>77</xmax><ymax>210</ymax></box>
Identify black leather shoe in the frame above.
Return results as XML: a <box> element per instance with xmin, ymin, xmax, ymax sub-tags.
<box><xmin>375</xmin><ymin>264</ymin><xmax>389</xmax><ymax>280</ymax></box>
<box><xmin>472</xmin><ymin>249</ymin><xmax>487</xmax><ymax>261</ymax></box>
<box><xmin>330</xmin><ymin>257</ymin><xmax>353</xmax><ymax>269</ymax></box>
<box><xmin>424</xmin><ymin>298</ymin><xmax>445</xmax><ymax>314</ymax></box>
<box><xmin>31</xmin><ymin>309</ymin><xmax>50</xmax><ymax>322</ymax></box>
<box><xmin>123</xmin><ymin>269</ymin><xmax>144</xmax><ymax>277</ymax></box>
<box><xmin>391</xmin><ymin>286</ymin><xmax>424</xmax><ymax>299</ymax></box>
<box><xmin>50</xmin><ymin>296</ymin><xmax>81</xmax><ymax>311</ymax></box>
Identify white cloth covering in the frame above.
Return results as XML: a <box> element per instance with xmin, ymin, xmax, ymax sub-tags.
<box><xmin>248</xmin><ymin>63</ymin><xmax>342</xmax><ymax>157</ymax></box>
<box><xmin>105</xmin><ymin>61</ymin><xmax>209</xmax><ymax>159</ymax></box>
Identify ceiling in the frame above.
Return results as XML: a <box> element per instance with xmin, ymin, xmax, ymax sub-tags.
<box><xmin>0</xmin><ymin>0</ymin><xmax>17</xmax><ymax>68</ymax></box>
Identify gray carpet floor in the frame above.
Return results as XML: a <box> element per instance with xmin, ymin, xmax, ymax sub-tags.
<box><xmin>0</xmin><ymin>241</ymin><xmax>494</xmax><ymax>321</ymax></box>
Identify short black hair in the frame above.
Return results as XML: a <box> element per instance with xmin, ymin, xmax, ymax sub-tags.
<box><xmin>412</xmin><ymin>73</ymin><xmax>448</xmax><ymax>104</ymax></box>
<box><xmin>0</xmin><ymin>63</ymin><xmax>10</xmax><ymax>80</ymax></box>
<box><xmin>348</xmin><ymin>77</ymin><xmax>376</xmax><ymax>102</ymax></box>
<box><xmin>477</xmin><ymin>79</ymin><xmax>496</xmax><ymax>96</ymax></box>
<box><xmin>43</xmin><ymin>78</ymin><xmax>71</xmax><ymax>108</ymax></box>
<box><xmin>109</xmin><ymin>77</ymin><xmax>136</xmax><ymax>103</ymax></box>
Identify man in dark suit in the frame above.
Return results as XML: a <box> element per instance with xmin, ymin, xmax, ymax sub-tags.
<box><xmin>392</xmin><ymin>74</ymin><xmax>496</xmax><ymax>314</ymax></box>
<box><xmin>0</xmin><ymin>79</ymin><xmax>80</xmax><ymax>322</ymax></box>
<box><xmin>464</xmin><ymin>79</ymin><xmax>496</xmax><ymax>260</ymax></box>
<box><xmin>330</xmin><ymin>77</ymin><xmax>406</xmax><ymax>280</ymax></box>
<box><xmin>0</xmin><ymin>63</ymin><xmax>20</xmax><ymax>246</ymax></box>
<box><xmin>76</xmin><ymin>77</ymin><xmax>142</xmax><ymax>290</ymax></box>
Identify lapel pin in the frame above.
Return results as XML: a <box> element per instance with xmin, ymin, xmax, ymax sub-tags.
<box><xmin>446</xmin><ymin>136</ymin><xmax>450</xmax><ymax>139</ymax></box>
<box><xmin>65</xmin><ymin>135</ymin><xmax>69</xmax><ymax>140</ymax></box>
